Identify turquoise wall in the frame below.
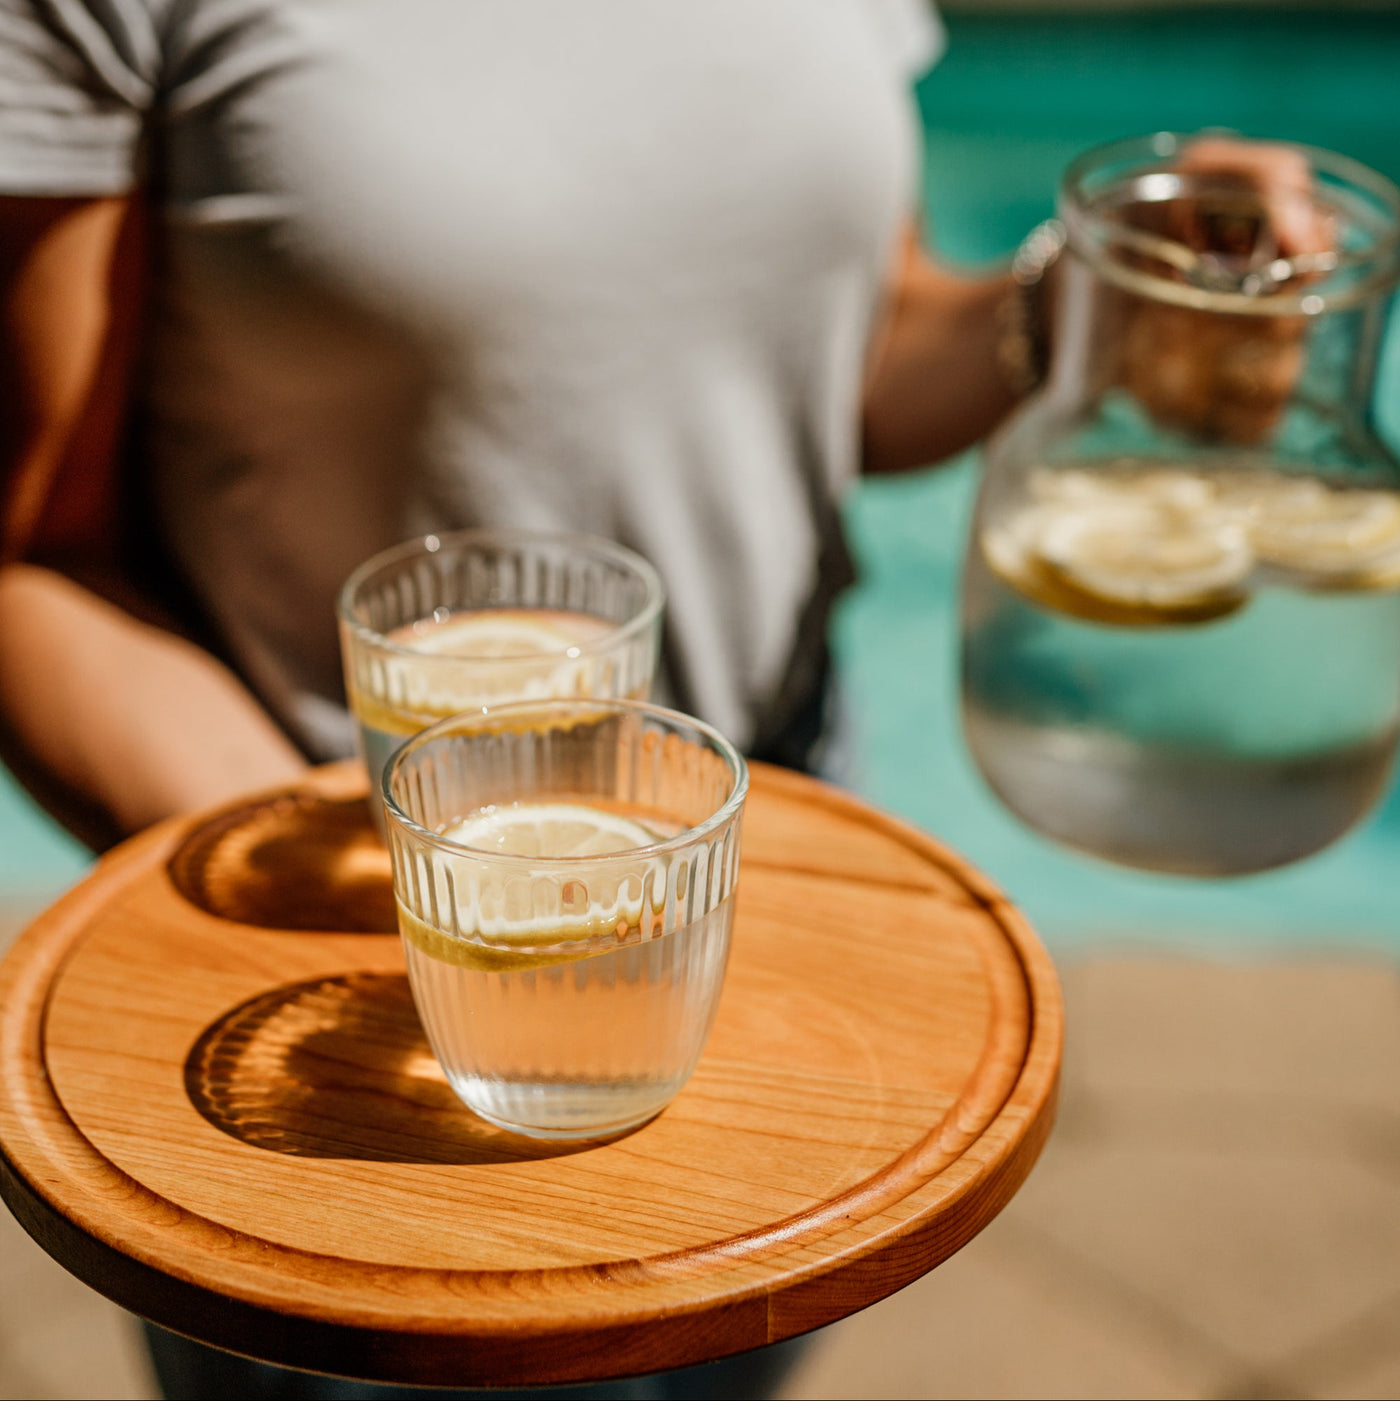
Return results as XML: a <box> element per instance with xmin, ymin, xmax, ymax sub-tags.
<box><xmin>918</xmin><ymin>9</ymin><xmax>1400</xmax><ymax>264</ymax></box>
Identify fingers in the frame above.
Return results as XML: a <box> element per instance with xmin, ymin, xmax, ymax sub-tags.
<box><xmin>1121</xmin><ymin>305</ymin><xmax>1307</xmax><ymax>446</ymax></box>
<box><xmin>1174</xmin><ymin>136</ymin><xmax>1332</xmax><ymax>259</ymax></box>
<box><xmin>1115</xmin><ymin>137</ymin><xmax>1329</xmax><ymax>446</ymax></box>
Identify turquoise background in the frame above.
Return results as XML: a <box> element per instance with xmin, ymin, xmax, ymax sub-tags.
<box><xmin>5</xmin><ymin>7</ymin><xmax>1400</xmax><ymax>954</ymax></box>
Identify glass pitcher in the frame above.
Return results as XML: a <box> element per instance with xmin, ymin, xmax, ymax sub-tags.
<box><xmin>961</xmin><ymin>133</ymin><xmax>1400</xmax><ymax>875</ymax></box>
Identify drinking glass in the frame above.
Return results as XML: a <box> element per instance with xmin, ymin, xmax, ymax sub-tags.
<box><xmin>382</xmin><ymin>698</ymin><xmax>748</xmax><ymax>1140</ymax></box>
<box><xmin>338</xmin><ymin>529</ymin><xmax>664</xmax><ymax>812</ymax></box>
<box><xmin>963</xmin><ymin>133</ymin><xmax>1400</xmax><ymax>875</ymax></box>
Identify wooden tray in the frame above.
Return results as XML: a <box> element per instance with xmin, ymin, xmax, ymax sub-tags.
<box><xmin>0</xmin><ymin>762</ymin><xmax>1061</xmax><ymax>1388</ymax></box>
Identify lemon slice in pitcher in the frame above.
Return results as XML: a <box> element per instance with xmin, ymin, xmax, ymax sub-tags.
<box><xmin>1218</xmin><ymin>474</ymin><xmax>1400</xmax><ymax>589</ymax></box>
<box><xmin>985</xmin><ymin>481</ymin><xmax>1252</xmax><ymax>627</ymax></box>
<box><xmin>399</xmin><ymin>802</ymin><xmax>672</xmax><ymax>971</ymax></box>
<box><xmin>1038</xmin><ymin>501</ymin><xmax>1252</xmax><ymax>618</ymax></box>
<box><xmin>1030</xmin><ymin>466</ymin><xmax>1217</xmax><ymax>514</ymax></box>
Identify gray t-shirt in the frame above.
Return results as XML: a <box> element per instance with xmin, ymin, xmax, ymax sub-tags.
<box><xmin>1</xmin><ymin>0</ymin><xmax>941</xmax><ymax>757</ymax></box>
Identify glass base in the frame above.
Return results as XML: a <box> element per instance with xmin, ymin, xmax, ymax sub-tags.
<box><xmin>447</xmin><ymin>1074</ymin><xmax>675</xmax><ymax>1142</ymax></box>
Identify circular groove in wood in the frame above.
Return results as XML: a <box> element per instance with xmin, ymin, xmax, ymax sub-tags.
<box><xmin>0</xmin><ymin>763</ymin><xmax>1063</xmax><ymax>1386</ymax></box>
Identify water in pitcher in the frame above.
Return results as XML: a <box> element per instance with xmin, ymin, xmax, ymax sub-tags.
<box><xmin>962</xmin><ymin>462</ymin><xmax>1400</xmax><ymax>874</ymax></box>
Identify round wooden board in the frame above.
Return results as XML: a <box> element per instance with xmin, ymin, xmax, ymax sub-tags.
<box><xmin>0</xmin><ymin>762</ymin><xmax>1061</xmax><ymax>1388</ymax></box>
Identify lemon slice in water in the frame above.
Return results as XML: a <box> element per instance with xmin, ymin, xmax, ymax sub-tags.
<box><xmin>397</xmin><ymin>608</ymin><xmax>603</xmax><ymax>657</ymax></box>
<box><xmin>985</xmin><ymin>475</ymin><xmax>1252</xmax><ymax>626</ymax></box>
<box><xmin>1218</xmin><ymin>474</ymin><xmax>1400</xmax><ymax>588</ymax></box>
<box><xmin>370</xmin><ymin>609</ymin><xmax>611</xmax><ymax>731</ymax></box>
<box><xmin>442</xmin><ymin>802</ymin><xmax>664</xmax><ymax>858</ymax></box>
<box><xmin>1031</xmin><ymin>466</ymin><xmax>1217</xmax><ymax>514</ymax></box>
<box><xmin>398</xmin><ymin>802</ymin><xmax>673</xmax><ymax>971</ymax></box>
<box><xmin>1037</xmin><ymin>501</ymin><xmax>1252</xmax><ymax>619</ymax></box>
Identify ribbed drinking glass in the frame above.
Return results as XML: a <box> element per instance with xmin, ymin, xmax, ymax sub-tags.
<box><xmin>383</xmin><ymin>698</ymin><xmax>748</xmax><ymax>1140</ymax></box>
<box><xmin>338</xmin><ymin>529</ymin><xmax>664</xmax><ymax>818</ymax></box>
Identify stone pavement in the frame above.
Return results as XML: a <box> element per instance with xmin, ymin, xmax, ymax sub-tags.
<box><xmin>3</xmin><ymin>918</ymin><xmax>1399</xmax><ymax>1400</ymax></box>
<box><xmin>777</xmin><ymin>956</ymin><xmax>1400</xmax><ymax>1401</ymax></box>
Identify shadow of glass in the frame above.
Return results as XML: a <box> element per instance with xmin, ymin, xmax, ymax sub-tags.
<box><xmin>185</xmin><ymin>973</ymin><xmax>591</xmax><ymax>1164</ymax></box>
<box><xmin>168</xmin><ymin>794</ymin><xmax>398</xmax><ymax>932</ymax></box>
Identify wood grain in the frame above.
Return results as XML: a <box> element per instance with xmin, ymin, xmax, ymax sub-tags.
<box><xmin>0</xmin><ymin>762</ymin><xmax>1061</xmax><ymax>1387</ymax></box>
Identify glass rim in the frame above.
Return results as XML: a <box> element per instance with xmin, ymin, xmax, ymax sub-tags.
<box><xmin>1059</xmin><ymin>130</ymin><xmax>1400</xmax><ymax>317</ymax></box>
<box><xmin>336</xmin><ymin>527</ymin><xmax>666</xmax><ymax>664</ymax></box>
<box><xmin>381</xmin><ymin>697</ymin><xmax>750</xmax><ymax>866</ymax></box>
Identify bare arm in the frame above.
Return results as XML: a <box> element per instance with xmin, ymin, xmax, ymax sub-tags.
<box><xmin>860</xmin><ymin>223</ymin><xmax>1021</xmax><ymax>474</ymax></box>
<box><xmin>0</xmin><ymin>195</ymin><xmax>306</xmax><ymax>847</ymax></box>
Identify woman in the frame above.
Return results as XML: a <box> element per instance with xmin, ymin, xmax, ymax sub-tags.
<box><xmin>0</xmin><ymin>0</ymin><xmax>1025</xmax><ymax>850</ymax></box>
<box><xmin>3</xmin><ymin>6</ymin><xmax>1331</xmax><ymax>1399</ymax></box>
<box><xmin>0</xmin><ymin>2</ymin><xmax>1030</xmax><ymax>1396</ymax></box>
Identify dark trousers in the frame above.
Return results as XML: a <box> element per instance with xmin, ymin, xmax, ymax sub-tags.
<box><xmin>142</xmin><ymin>1322</ymin><xmax>809</xmax><ymax>1400</ymax></box>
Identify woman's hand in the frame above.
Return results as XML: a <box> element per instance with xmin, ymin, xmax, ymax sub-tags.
<box><xmin>1118</xmin><ymin>137</ymin><xmax>1332</xmax><ymax>445</ymax></box>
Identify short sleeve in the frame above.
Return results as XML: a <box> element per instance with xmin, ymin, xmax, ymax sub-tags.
<box><xmin>0</xmin><ymin>0</ymin><xmax>160</xmax><ymax>194</ymax></box>
<box><xmin>863</xmin><ymin>0</ymin><xmax>946</xmax><ymax>82</ymax></box>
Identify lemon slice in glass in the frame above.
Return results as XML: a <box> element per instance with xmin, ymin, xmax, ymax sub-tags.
<box><xmin>396</xmin><ymin>608</ymin><xmax>602</xmax><ymax>657</ymax></box>
<box><xmin>442</xmin><ymin>802</ymin><xmax>665</xmax><ymax>858</ymax></box>
<box><xmin>372</xmin><ymin>610</ymin><xmax>612</xmax><ymax>729</ymax></box>
<box><xmin>1219</xmin><ymin>474</ymin><xmax>1400</xmax><ymax>588</ymax></box>
<box><xmin>398</xmin><ymin>802</ymin><xmax>673</xmax><ymax>971</ymax></box>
